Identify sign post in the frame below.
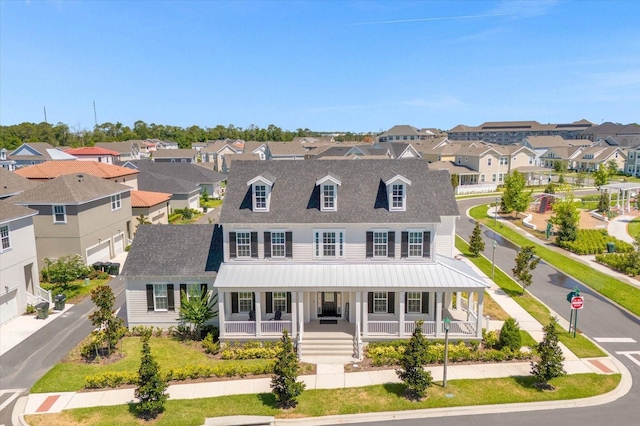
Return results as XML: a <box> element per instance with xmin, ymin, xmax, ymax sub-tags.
<box><xmin>566</xmin><ymin>288</ymin><xmax>583</xmax><ymax>337</ymax></box>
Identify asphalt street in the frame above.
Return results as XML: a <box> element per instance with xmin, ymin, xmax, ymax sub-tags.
<box><xmin>0</xmin><ymin>279</ymin><xmax>125</xmax><ymax>426</ymax></box>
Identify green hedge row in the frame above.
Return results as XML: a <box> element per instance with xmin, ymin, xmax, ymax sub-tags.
<box><xmin>595</xmin><ymin>252</ymin><xmax>640</xmax><ymax>276</ymax></box>
<box><xmin>557</xmin><ymin>229</ymin><xmax>634</xmax><ymax>255</ymax></box>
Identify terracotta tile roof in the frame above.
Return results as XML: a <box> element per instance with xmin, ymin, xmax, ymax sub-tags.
<box><xmin>14</xmin><ymin>160</ymin><xmax>139</xmax><ymax>179</ymax></box>
<box><xmin>130</xmin><ymin>190</ymin><xmax>172</xmax><ymax>208</ymax></box>
<box><xmin>65</xmin><ymin>147</ymin><xmax>120</xmax><ymax>156</ymax></box>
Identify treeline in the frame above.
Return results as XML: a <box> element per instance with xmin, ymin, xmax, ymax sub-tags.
<box><xmin>0</xmin><ymin>121</ymin><xmax>373</xmax><ymax>150</ymax></box>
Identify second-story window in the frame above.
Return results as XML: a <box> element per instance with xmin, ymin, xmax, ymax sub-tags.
<box><xmin>111</xmin><ymin>194</ymin><xmax>122</xmax><ymax>211</ymax></box>
<box><xmin>236</xmin><ymin>232</ymin><xmax>251</xmax><ymax>258</ymax></box>
<box><xmin>53</xmin><ymin>205</ymin><xmax>66</xmax><ymax>223</ymax></box>
<box><xmin>314</xmin><ymin>230</ymin><xmax>344</xmax><ymax>258</ymax></box>
<box><xmin>408</xmin><ymin>231</ymin><xmax>423</xmax><ymax>257</ymax></box>
<box><xmin>254</xmin><ymin>185</ymin><xmax>266</xmax><ymax>210</ymax></box>
<box><xmin>271</xmin><ymin>231</ymin><xmax>285</xmax><ymax>257</ymax></box>
<box><xmin>487</xmin><ymin>158</ymin><xmax>492</xmax><ymax>166</ymax></box>
<box><xmin>374</xmin><ymin>231</ymin><xmax>388</xmax><ymax>257</ymax></box>
<box><xmin>322</xmin><ymin>184</ymin><xmax>336</xmax><ymax>211</ymax></box>
<box><xmin>0</xmin><ymin>225</ymin><xmax>10</xmax><ymax>251</ymax></box>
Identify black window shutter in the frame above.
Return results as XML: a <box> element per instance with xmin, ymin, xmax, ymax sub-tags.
<box><xmin>146</xmin><ymin>284</ymin><xmax>154</xmax><ymax>311</ymax></box>
<box><xmin>250</xmin><ymin>232</ymin><xmax>258</xmax><ymax>258</ymax></box>
<box><xmin>167</xmin><ymin>284</ymin><xmax>175</xmax><ymax>311</ymax></box>
<box><xmin>266</xmin><ymin>292</ymin><xmax>273</xmax><ymax>314</ymax></box>
<box><xmin>252</xmin><ymin>292</ymin><xmax>256</xmax><ymax>310</ymax></box>
<box><xmin>201</xmin><ymin>283</ymin><xmax>208</xmax><ymax>294</ymax></box>
<box><xmin>423</xmin><ymin>231</ymin><xmax>431</xmax><ymax>258</ymax></box>
<box><xmin>422</xmin><ymin>292</ymin><xmax>429</xmax><ymax>314</ymax></box>
<box><xmin>401</xmin><ymin>232</ymin><xmax>409</xmax><ymax>257</ymax></box>
<box><xmin>388</xmin><ymin>292</ymin><xmax>395</xmax><ymax>314</ymax></box>
<box><xmin>367</xmin><ymin>292</ymin><xmax>373</xmax><ymax>313</ymax></box>
<box><xmin>229</xmin><ymin>232</ymin><xmax>237</xmax><ymax>258</ymax></box>
<box><xmin>404</xmin><ymin>292</ymin><xmax>408</xmax><ymax>313</ymax></box>
<box><xmin>366</xmin><ymin>231</ymin><xmax>373</xmax><ymax>258</ymax></box>
<box><xmin>285</xmin><ymin>231</ymin><xmax>293</xmax><ymax>258</ymax></box>
<box><xmin>179</xmin><ymin>283</ymin><xmax>186</xmax><ymax>302</ymax></box>
<box><xmin>231</xmin><ymin>292</ymin><xmax>238</xmax><ymax>313</ymax></box>
<box><xmin>286</xmin><ymin>292</ymin><xmax>292</xmax><ymax>313</ymax></box>
<box><xmin>264</xmin><ymin>232</ymin><xmax>271</xmax><ymax>258</ymax></box>
<box><xmin>388</xmin><ymin>231</ymin><xmax>395</xmax><ymax>258</ymax></box>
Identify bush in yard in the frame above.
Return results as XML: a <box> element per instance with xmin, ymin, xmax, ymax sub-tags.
<box><xmin>135</xmin><ymin>329</ymin><xmax>168</xmax><ymax>419</ymax></box>
<box><xmin>177</xmin><ymin>288</ymin><xmax>218</xmax><ymax>340</ymax></box>
<box><xmin>531</xmin><ymin>316</ymin><xmax>566</xmax><ymax>390</ymax></box>
<box><xmin>87</xmin><ymin>285</ymin><xmax>126</xmax><ymax>358</ymax></box>
<box><xmin>498</xmin><ymin>318</ymin><xmax>522</xmax><ymax>351</ymax></box>
<box><xmin>271</xmin><ymin>329</ymin><xmax>305</xmax><ymax>408</ymax></box>
<box><xmin>396</xmin><ymin>321</ymin><xmax>433</xmax><ymax>400</ymax></box>
<box><xmin>482</xmin><ymin>329</ymin><xmax>500</xmax><ymax>349</ymax></box>
<box><xmin>597</xmin><ymin>191</ymin><xmax>610</xmax><ymax>213</ymax></box>
<box><xmin>202</xmin><ymin>332</ymin><xmax>220</xmax><ymax>355</ymax></box>
<box><xmin>40</xmin><ymin>254</ymin><xmax>91</xmax><ymax>289</ymax></box>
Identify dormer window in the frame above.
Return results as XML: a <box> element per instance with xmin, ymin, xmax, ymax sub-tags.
<box><xmin>383</xmin><ymin>173</ymin><xmax>411</xmax><ymax>212</ymax></box>
<box><xmin>391</xmin><ymin>184</ymin><xmax>404</xmax><ymax>209</ymax></box>
<box><xmin>247</xmin><ymin>172</ymin><xmax>276</xmax><ymax>212</ymax></box>
<box><xmin>316</xmin><ymin>173</ymin><xmax>341</xmax><ymax>212</ymax></box>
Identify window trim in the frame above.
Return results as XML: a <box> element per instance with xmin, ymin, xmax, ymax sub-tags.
<box><xmin>373</xmin><ymin>230</ymin><xmax>388</xmax><ymax>258</ymax></box>
<box><xmin>0</xmin><ymin>224</ymin><xmax>10</xmax><ymax>252</ymax></box>
<box><xmin>53</xmin><ymin>205</ymin><xmax>66</xmax><ymax>223</ymax></box>
<box><xmin>270</xmin><ymin>230</ymin><xmax>286</xmax><ymax>258</ymax></box>
<box><xmin>321</xmin><ymin>183</ymin><xmax>337</xmax><ymax>211</ymax></box>
<box><xmin>313</xmin><ymin>229</ymin><xmax>345</xmax><ymax>259</ymax></box>
<box><xmin>154</xmin><ymin>284</ymin><xmax>169</xmax><ymax>311</ymax></box>
<box><xmin>238</xmin><ymin>291</ymin><xmax>254</xmax><ymax>313</ymax></box>
<box><xmin>407</xmin><ymin>292</ymin><xmax>422</xmax><ymax>314</ymax></box>
<box><xmin>273</xmin><ymin>291</ymin><xmax>287</xmax><ymax>313</ymax></box>
<box><xmin>111</xmin><ymin>193</ymin><xmax>122</xmax><ymax>211</ymax></box>
<box><xmin>235</xmin><ymin>231</ymin><xmax>252</xmax><ymax>258</ymax></box>
<box><xmin>253</xmin><ymin>184</ymin><xmax>267</xmax><ymax>211</ymax></box>
<box><xmin>390</xmin><ymin>183</ymin><xmax>405</xmax><ymax>211</ymax></box>
<box><xmin>373</xmin><ymin>292</ymin><xmax>388</xmax><ymax>313</ymax></box>
<box><xmin>408</xmin><ymin>230</ymin><xmax>424</xmax><ymax>258</ymax></box>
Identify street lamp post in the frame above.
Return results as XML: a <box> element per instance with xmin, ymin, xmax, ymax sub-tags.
<box><xmin>494</xmin><ymin>197</ymin><xmax>500</xmax><ymax>227</ymax></box>
<box><xmin>443</xmin><ymin>317</ymin><xmax>451</xmax><ymax>387</ymax></box>
<box><xmin>492</xmin><ymin>240</ymin><xmax>497</xmax><ymax>279</ymax></box>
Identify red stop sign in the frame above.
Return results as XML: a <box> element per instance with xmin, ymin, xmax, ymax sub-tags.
<box><xmin>571</xmin><ymin>296</ymin><xmax>584</xmax><ymax>309</ymax></box>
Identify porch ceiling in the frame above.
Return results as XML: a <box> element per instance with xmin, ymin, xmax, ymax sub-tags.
<box><xmin>215</xmin><ymin>257</ymin><xmax>489</xmax><ymax>290</ymax></box>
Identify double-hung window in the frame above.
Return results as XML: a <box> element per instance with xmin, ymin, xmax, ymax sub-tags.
<box><xmin>373</xmin><ymin>292</ymin><xmax>388</xmax><ymax>313</ymax></box>
<box><xmin>154</xmin><ymin>284</ymin><xmax>168</xmax><ymax>311</ymax></box>
<box><xmin>391</xmin><ymin>184</ymin><xmax>404</xmax><ymax>210</ymax></box>
<box><xmin>254</xmin><ymin>185</ymin><xmax>267</xmax><ymax>210</ymax></box>
<box><xmin>271</xmin><ymin>231</ymin><xmax>285</xmax><ymax>257</ymax></box>
<box><xmin>408</xmin><ymin>231</ymin><xmax>423</xmax><ymax>257</ymax></box>
<box><xmin>236</xmin><ymin>232</ymin><xmax>251</xmax><ymax>258</ymax></box>
<box><xmin>111</xmin><ymin>194</ymin><xmax>122</xmax><ymax>211</ymax></box>
<box><xmin>373</xmin><ymin>231</ymin><xmax>388</xmax><ymax>257</ymax></box>
<box><xmin>273</xmin><ymin>291</ymin><xmax>287</xmax><ymax>313</ymax></box>
<box><xmin>185</xmin><ymin>283</ymin><xmax>202</xmax><ymax>300</ymax></box>
<box><xmin>53</xmin><ymin>205</ymin><xmax>66</xmax><ymax>223</ymax></box>
<box><xmin>0</xmin><ymin>225</ymin><xmax>10</xmax><ymax>251</ymax></box>
<box><xmin>322</xmin><ymin>184</ymin><xmax>336</xmax><ymax>210</ymax></box>
<box><xmin>239</xmin><ymin>292</ymin><xmax>253</xmax><ymax>312</ymax></box>
<box><xmin>407</xmin><ymin>292</ymin><xmax>422</xmax><ymax>313</ymax></box>
<box><xmin>314</xmin><ymin>230</ymin><xmax>344</xmax><ymax>258</ymax></box>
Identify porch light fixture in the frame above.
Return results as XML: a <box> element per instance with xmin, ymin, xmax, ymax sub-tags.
<box><xmin>443</xmin><ymin>317</ymin><xmax>451</xmax><ymax>388</ymax></box>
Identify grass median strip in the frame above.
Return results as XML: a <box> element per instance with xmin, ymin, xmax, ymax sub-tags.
<box><xmin>455</xmin><ymin>236</ymin><xmax>605</xmax><ymax>358</ymax></box>
<box><xmin>25</xmin><ymin>374</ymin><xmax>619</xmax><ymax>426</ymax></box>
<box><xmin>468</xmin><ymin>204</ymin><xmax>640</xmax><ymax>317</ymax></box>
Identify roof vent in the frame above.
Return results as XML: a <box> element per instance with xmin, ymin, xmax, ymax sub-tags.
<box><xmin>77</xmin><ymin>173</ymin><xmax>84</xmax><ymax>182</ymax></box>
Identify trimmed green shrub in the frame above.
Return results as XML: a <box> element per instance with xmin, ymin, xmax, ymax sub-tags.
<box><xmin>557</xmin><ymin>229</ymin><xmax>634</xmax><ymax>255</ymax></box>
<box><xmin>499</xmin><ymin>318</ymin><xmax>522</xmax><ymax>351</ymax></box>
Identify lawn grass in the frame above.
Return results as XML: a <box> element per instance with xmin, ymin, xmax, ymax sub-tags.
<box><xmin>455</xmin><ymin>236</ymin><xmax>605</xmax><ymax>358</ymax></box>
<box><xmin>201</xmin><ymin>199</ymin><xmax>223</xmax><ymax>209</ymax></box>
<box><xmin>25</xmin><ymin>373</ymin><xmax>620</xmax><ymax>426</ymax></box>
<box><xmin>31</xmin><ymin>337</ymin><xmax>273</xmax><ymax>393</ymax></box>
<box><xmin>469</xmin><ymin>204</ymin><xmax>640</xmax><ymax>317</ymax></box>
<box><xmin>41</xmin><ymin>278</ymin><xmax>111</xmax><ymax>304</ymax></box>
<box><xmin>627</xmin><ymin>218</ymin><xmax>640</xmax><ymax>240</ymax></box>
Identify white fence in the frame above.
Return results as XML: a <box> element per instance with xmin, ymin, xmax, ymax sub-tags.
<box><xmin>456</xmin><ymin>183</ymin><xmax>498</xmax><ymax>195</ymax></box>
<box><xmin>224</xmin><ymin>320</ymin><xmax>292</xmax><ymax>336</ymax></box>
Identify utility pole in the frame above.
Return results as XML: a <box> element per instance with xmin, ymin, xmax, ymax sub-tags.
<box><xmin>93</xmin><ymin>100</ymin><xmax>98</xmax><ymax>127</ymax></box>
<box><xmin>43</xmin><ymin>107</ymin><xmax>47</xmax><ymax>124</ymax></box>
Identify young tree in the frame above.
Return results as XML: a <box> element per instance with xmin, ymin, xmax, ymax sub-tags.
<box><xmin>42</xmin><ymin>254</ymin><xmax>91</xmax><ymax>289</ymax></box>
<box><xmin>557</xmin><ymin>173</ymin><xmax>565</xmax><ymax>185</ymax></box>
<box><xmin>136</xmin><ymin>214</ymin><xmax>151</xmax><ymax>232</ymax></box>
<box><xmin>551</xmin><ymin>192</ymin><xmax>580</xmax><ymax>244</ymax></box>
<box><xmin>531</xmin><ymin>317</ymin><xmax>566</xmax><ymax>389</ymax></box>
<box><xmin>553</xmin><ymin>160</ymin><xmax>567</xmax><ymax>173</ymax></box>
<box><xmin>135</xmin><ymin>329</ymin><xmax>168</xmax><ymax>419</ymax></box>
<box><xmin>574</xmin><ymin>171</ymin><xmax>585</xmax><ymax>187</ymax></box>
<box><xmin>88</xmin><ymin>285</ymin><xmax>125</xmax><ymax>356</ymax></box>
<box><xmin>593</xmin><ymin>163</ymin><xmax>609</xmax><ymax>188</ymax></box>
<box><xmin>607</xmin><ymin>159</ymin><xmax>619</xmax><ymax>176</ymax></box>
<box><xmin>498</xmin><ymin>317</ymin><xmax>522</xmax><ymax>351</ymax></box>
<box><xmin>271</xmin><ymin>329</ymin><xmax>305</xmax><ymax>408</ymax></box>
<box><xmin>396</xmin><ymin>320</ymin><xmax>433</xmax><ymax>400</ymax></box>
<box><xmin>597</xmin><ymin>191</ymin><xmax>610</xmax><ymax>214</ymax></box>
<box><xmin>177</xmin><ymin>289</ymin><xmax>218</xmax><ymax>340</ymax></box>
<box><xmin>512</xmin><ymin>246</ymin><xmax>540</xmax><ymax>295</ymax></box>
<box><xmin>468</xmin><ymin>221</ymin><xmax>485</xmax><ymax>257</ymax></box>
<box><xmin>201</xmin><ymin>188</ymin><xmax>209</xmax><ymax>202</ymax></box>
<box><xmin>501</xmin><ymin>171</ymin><xmax>531</xmax><ymax>217</ymax></box>
<box><xmin>450</xmin><ymin>174</ymin><xmax>459</xmax><ymax>191</ymax></box>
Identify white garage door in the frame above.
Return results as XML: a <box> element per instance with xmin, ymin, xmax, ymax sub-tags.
<box><xmin>113</xmin><ymin>233</ymin><xmax>125</xmax><ymax>256</ymax></box>
<box><xmin>188</xmin><ymin>195</ymin><xmax>199</xmax><ymax>209</ymax></box>
<box><xmin>86</xmin><ymin>240</ymin><xmax>111</xmax><ymax>265</ymax></box>
<box><xmin>0</xmin><ymin>289</ymin><xmax>18</xmax><ymax>325</ymax></box>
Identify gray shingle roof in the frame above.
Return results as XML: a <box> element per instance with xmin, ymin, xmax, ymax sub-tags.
<box><xmin>220</xmin><ymin>159</ymin><xmax>458</xmax><ymax>224</ymax></box>
<box><xmin>9</xmin><ymin>173</ymin><xmax>130</xmax><ymax>205</ymax></box>
<box><xmin>127</xmin><ymin>160</ymin><xmax>225</xmax><ymax>194</ymax></box>
<box><xmin>0</xmin><ymin>199</ymin><xmax>37</xmax><ymax>223</ymax></box>
<box><xmin>0</xmin><ymin>168</ymin><xmax>40</xmax><ymax>198</ymax></box>
<box><xmin>121</xmin><ymin>224</ymin><xmax>222</xmax><ymax>277</ymax></box>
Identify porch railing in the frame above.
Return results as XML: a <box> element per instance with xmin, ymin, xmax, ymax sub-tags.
<box><xmin>38</xmin><ymin>287</ymin><xmax>52</xmax><ymax>304</ymax></box>
<box><xmin>368</xmin><ymin>321</ymin><xmax>399</xmax><ymax>335</ymax></box>
<box><xmin>404</xmin><ymin>321</ymin><xmax>436</xmax><ymax>336</ymax></box>
<box><xmin>261</xmin><ymin>321</ymin><xmax>292</xmax><ymax>335</ymax></box>
<box><xmin>224</xmin><ymin>321</ymin><xmax>256</xmax><ymax>335</ymax></box>
<box><xmin>224</xmin><ymin>320</ymin><xmax>292</xmax><ymax>336</ymax></box>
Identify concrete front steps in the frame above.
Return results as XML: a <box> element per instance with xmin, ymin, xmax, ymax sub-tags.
<box><xmin>299</xmin><ymin>333</ymin><xmax>355</xmax><ymax>360</ymax></box>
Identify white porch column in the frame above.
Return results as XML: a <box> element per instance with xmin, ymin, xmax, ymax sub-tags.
<box><xmin>456</xmin><ymin>292</ymin><xmax>462</xmax><ymax>311</ymax></box>
<box><xmin>218</xmin><ymin>290</ymin><xmax>226</xmax><ymax>339</ymax></box>
<box><xmin>398</xmin><ymin>291</ymin><xmax>405</xmax><ymax>337</ymax></box>
<box><xmin>297</xmin><ymin>291</ymin><xmax>304</xmax><ymax>334</ymax></box>
<box><xmin>361</xmin><ymin>291</ymin><xmax>368</xmax><ymax>335</ymax></box>
<box><xmin>435</xmin><ymin>291</ymin><xmax>442</xmax><ymax>338</ymax></box>
<box><xmin>476</xmin><ymin>290</ymin><xmax>485</xmax><ymax>338</ymax></box>
<box><xmin>467</xmin><ymin>291</ymin><xmax>474</xmax><ymax>321</ymax></box>
<box><xmin>355</xmin><ymin>291</ymin><xmax>361</xmax><ymax>330</ymax></box>
<box><xmin>291</xmin><ymin>291</ymin><xmax>297</xmax><ymax>336</ymax></box>
<box><xmin>255</xmin><ymin>291</ymin><xmax>262</xmax><ymax>337</ymax></box>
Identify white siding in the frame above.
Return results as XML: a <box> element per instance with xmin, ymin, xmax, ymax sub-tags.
<box><xmin>435</xmin><ymin>216</ymin><xmax>456</xmax><ymax>258</ymax></box>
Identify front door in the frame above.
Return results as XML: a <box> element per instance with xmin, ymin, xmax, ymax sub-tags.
<box><xmin>318</xmin><ymin>292</ymin><xmax>341</xmax><ymax>317</ymax></box>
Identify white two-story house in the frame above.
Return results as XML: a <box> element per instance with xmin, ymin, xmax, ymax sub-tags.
<box><xmin>215</xmin><ymin>159</ymin><xmax>488</xmax><ymax>357</ymax></box>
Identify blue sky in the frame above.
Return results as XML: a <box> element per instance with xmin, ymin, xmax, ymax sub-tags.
<box><xmin>1</xmin><ymin>0</ymin><xmax>639</xmax><ymax>133</ymax></box>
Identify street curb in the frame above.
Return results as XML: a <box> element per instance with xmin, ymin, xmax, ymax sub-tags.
<box><xmin>276</xmin><ymin>357</ymin><xmax>632</xmax><ymax>426</ymax></box>
<box><xmin>13</xmin><ymin>396</ymin><xmax>29</xmax><ymax>426</ymax></box>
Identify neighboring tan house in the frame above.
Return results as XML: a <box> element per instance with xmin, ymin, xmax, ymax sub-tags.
<box><xmin>0</xmin><ymin>168</ymin><xmax>40</xmax><ymax>199</ymax></box>
<box><xmin>64</xmin><ymin>146</ymin><xmax>120</xmax><ymax>164</ymax></box>
<box><xmin>122</xmin><ymin>224</ymin><xmax>222</xmax><ymax>329</ymax></box>
<box><xmin>377</xmin><ymin>125</ymin><xmax>439</xmax><ymax>142</ymax></box>
<box><xmin>539</xmin><ymin>146</ymin><xmax>583</xmax><ymax>169</ymax></box>
<box><xmin>453</xmin><ymin>146</ymin><xmax>506</xmax><ymax>186</ymax></box>
<box><xmin>14</xmin><ymin>160</ymin><xmax>139</xmax><ymax>190</ymax></box>
<box><xmin>131</xmin><ymin>190</ymin><xmax>172</xmax><ymax>229</ymax></box>
<box><xmin>152</xmin><ymin>149</ymin><xmax>197</xmax><ymax>163</ymax></box>
<box><xmin>579</xmin><ymin>122</ymin><xmax>640</xmax><ymax>143</ymax></box>
<box><xmin>214</xmin><ymin>159</ymin><xmax>488</xmax><ymax>357</ymax></box>
<box><xmin>200</xmin><ymin>140</ymin><xmax>244</xmax><ymax>172</ymax></box>
<box><xmin>521</xmin><ymin>135</ymin><xmax>589</xmax><ymax>166</ymax></box>
<box><xmin>95</xmin><ymin>141</ymin><xmax>141</xmax><ymax>161</ymax></box>
<box><xmin>8</xmin><ymin>142</ymin><xmax>77</xmax><ymax>168</ymax></box>
<box><xmin>572</xmin><ymin>146</ymin><xmax>626</xmax><ymax>172</ymax></box>
<box><xmin>9</xmin><ymin>174</ymin><xmax>133</xmax><ymax>267</ymax></box>
<box><xmin>0</xmin><ymin>201</ymin><xmax>48</xmax><ymax>324</ymax></box>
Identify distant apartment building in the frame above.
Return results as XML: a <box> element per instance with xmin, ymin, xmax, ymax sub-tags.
<box><xmin>448</xmin><ymin>120</ymin><xmax>594</xmax><ymax>144</ymax></box>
